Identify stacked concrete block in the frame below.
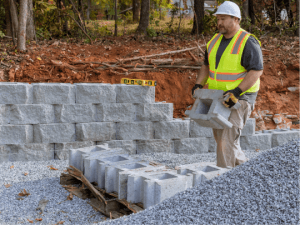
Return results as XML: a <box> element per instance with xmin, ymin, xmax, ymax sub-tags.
<box><xmin>0</xmin><ymin>82</ymin><xmax>33</xmax><ymax>104</ymax></box>
<box><xmin>96</xmin><ymin>140</ymin><xmax>136</xmax><ymax>155</ymax></box>
<box><xmin>136</xmin><ymin>139</ymin><xmax>173</xmax><ymax>154</ymax></box>
<box><xmin>95</xmin><ymin>103</ymin><xmax>135</xmax><ymax>122</ymax></box>
<box><xmin>0</xmin><ymin>145</ymin><xmax>10</xmax><ymax>163</ymax></box>
<box><xmin>115</xmin><ymin>84</ymin><xmax>155</xmax><ymax>103</ymax></box>
<box><xmin>32</xmin><ymin>83</ymin><xmax>75</xmax><ymax>104</ymax></box>
<box><xmin>76</xmin><ymin>122</ymin><xmax>116</xmax><ymax>141</ymax></box>
<box><xmin>174</xmin><ymin>137</ymin><xmax>209</xmax><ymax>154</ymax></box>
<box><xmin>54</xmin><ymin>141</ymin><xmax>96</xmax><ymax>160</ymax></box>
<box><xmin>240</xmin><ymin>133</ymin><xmax>272</xmax><ymax>150</ymax></box>
<box><xmin>116</xmin><ymin>122</ymin><xmax>154</xmax><ymax>140</ymax></box>
<box><xmin>271</xmin><ymin>130</ymin><xmax>300</xmax><ymax>147</ymax></box>
<box><xmin>54</xmin><ymin>104</ymin><xmax>96</xmax><ymax>123</ymax></box>
<box><xmin>10</xmin><ymin>104</ymin><xmax>55</xmax><ymax>125</ymax></box>
<box><xmin>135</xmin><ymin>103</ymin><xmax>173</xmax><ymax>121</ymax></box>
<box><xmin>177</xmin><ymin>163</ymin><xmax>230</xmax><ymax>187</ymax></box>
<box><xmin>33</xmin><ymin>123</ymin><xmax>76</xmax><ymax>143</ymax></box>
<box><xmin>0</xmin><ymin>125</ymin><xmax>33</xmax><ymax>144</ymax></box>
<box><xmin>0</xmin><ymin>105</ymin><xmax>9</xmax><ymax>125</ymax></box>
<box><xmin>241</xmin><ymin>118</ymin><xmax>255</xmax><ymax>136</ymax></box>
<box><xmin>189</xmin><ymin>120</ymin><xmax>213</xmax><ymax>138</ymax></box>
<box><xmin>7</xmin><ymin>144</ymin><xmax>55</xmax><ymax>161</ymax></box>
<box><xmin>154</xmin><ymin>120</ymin><xmax>189</xmax><ymax>139</ymax></box>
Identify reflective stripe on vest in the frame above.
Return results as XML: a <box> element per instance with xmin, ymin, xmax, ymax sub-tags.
<box><xmin>207</xmin><ymin>33</ymin><xmax>222</xmax><ymax>58</ymax></box>
<box><xmin>231</xmin><ymin>30</ymin><xmax>248</xmax><ymax>54</ymax></box>
<box><xmin>209</xmin><ymin>70</ymin><xmax>247</xmax><ymax>82</ymax></box>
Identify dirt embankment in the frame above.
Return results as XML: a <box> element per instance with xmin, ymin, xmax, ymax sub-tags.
<box><xmin>0</xmin><ymin>35</ymin><xmax>299</xmax><ymax>130</ymax></box>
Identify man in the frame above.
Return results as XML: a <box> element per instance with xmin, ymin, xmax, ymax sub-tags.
<box><xmin>191</xmin><ymin>1</ymin><xmax>263</xmax><ymax>168</ymax></box>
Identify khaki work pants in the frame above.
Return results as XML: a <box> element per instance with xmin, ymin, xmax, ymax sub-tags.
<box><xmin>213</xmin><ymin>100</ymin><xmax>252</xmax><ymax>168</ymax></box>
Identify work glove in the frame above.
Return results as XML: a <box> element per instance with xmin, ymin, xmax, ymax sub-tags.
<box><xmin>223</xmin><ymin>87</ymin><xmax>243</xmax><ymax>108</ymax></box>
<box><xmin>191</xmin><ymin>84</ymin><xmax>203</xmax><ymax>96</ymax></box>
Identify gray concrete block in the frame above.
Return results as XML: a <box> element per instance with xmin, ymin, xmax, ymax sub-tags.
<box><xmin>0</xmin><ymin>82</ymin><xmax>33</xmax><ymax>104</ymax></box>
<box><xmin>115</xmin><ymin>84</ymin><xmax>155</xmax><ymax>103</ymax></box>
<box><xmin>135</xmin><ymin>103</ymin><xmax>173</xmax><ymax>121</ymax></box>
<box><xmin>95</xmin><ymin>103</ymin><xmax>135</xmax><ymax>122</ymax></box>
<box><xmin>97</xmin><ymin>140</ymin><xmax>137</xmax><ymax>155</ymax></box>
<box><xmin>190</xmin><ymin>120</ymin><xmax>213</xmax><ymax>137</ymax></box>
<box><xmin>54</xmin><ymin>104</ymin><xmax>96</xmax><ymax>123</ymax></box>
<box><xmin>7</xmin><ymin>144</ymin><xmax>54</xmax><ymax>161</ymax></box>
<box><xmin>33</xmin><ymin>123</ymin><xmax>75</xmax><ymax>143</ymax></box>
<box><xmin>174</xmin><ymin>138</ymin><xmax>209</xmax><ymax>154</ymax></box>
<box><xmin>76</xmin><ymin>122</ymin><xmax>116</xmax><ymax>141</ymax></box>
<box><xmin>54</xmin><ymin>141</ymin><xmax>96</xmax><ymax>160</ymax></box>
<box><xmin>208</xmin><ymin>137</ymin><xmax>217</xmax><ymax>153</ymax></box>
<box><xmin>32</xmin><ymin>83</ymin><xmax>75</xmax><ymax>104</ymax></box>
<box><xmin>116</xmin><ymin>122</ymin><xmax>154</xmax><ymax>140</ymax></box>
<box><xmin>0</xmin><ymin>105</ymin><xmax>9</xmax><ymax>125</ymax></box>
<box><xmin>0</xmin><ymin>145</ymin><xmax>10</xmax><ymax>163</ymax></box>
<box><xmin>136</xmin><ymin>139</ymin><xmax>173</xmax><ymax>154</ymax></box>
<box><xmin>241</xmin><ymin>118</ymin><xmax>255</xmax><ymax>136</ymax></box>
<box><xmin>240</xmin><ymin>134</ymin><xmax>272</xmax><ymax>150</ymax></box>
<box><xmin>9</xmin><ymin>104</ymin><xmax>55</xmax><ymax>125</ymax></box>
<box><xmin>154</xmin><ymin>120</ymin><xmax>189</xmax><ymax>139</ymax></box>
<box><xmin>272</xmin><ymin>131</ymin><xmax>300</xmax><ymax>147</ymax></box>
<box><xmin>76</xmin><ymin>83</ymin><xmax>116</xmax><ymax>104</ymax></box>
<box><xmin>0</xmin><ymin>125</ymin><xmax>33</xmax><ymax>144</ymax></box>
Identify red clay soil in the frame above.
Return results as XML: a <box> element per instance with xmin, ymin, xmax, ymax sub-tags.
<box><xmin>1</xmin><ymin>34</ymin><xmax>299</xmax><ymax>130</ymax></box>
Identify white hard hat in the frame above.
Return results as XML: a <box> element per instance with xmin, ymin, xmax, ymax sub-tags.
<box><xmin>213</xmin><ymin>1</ymin><xmax>241</xmax><ymax>19</ymax></box>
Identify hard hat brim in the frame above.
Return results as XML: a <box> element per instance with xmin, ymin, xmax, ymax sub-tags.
<box><xmin>213</xmin><ymin>12</ymin><xmax>241</xmax><ymax>19</ymax></box>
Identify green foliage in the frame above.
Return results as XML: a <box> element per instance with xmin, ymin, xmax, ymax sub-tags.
<box><xmin>202</xmin><ymin>9</ymin><xmax>218</xmax><ymax>35</ymax></box>
<box><xmin>146</xmin><ymin>27</ymin><xmax>157</xmax><ymax>37</ymax></box>
<box><xmin>0</xmin><ymin>30</ymin><xmax>5</xmax><ymax>38</ymax></box>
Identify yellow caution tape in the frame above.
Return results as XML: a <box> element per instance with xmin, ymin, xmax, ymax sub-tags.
<box><xmin>121</xmin><ymin>78</ymin><xmax>157</xmax><ymax>86</ymax></box>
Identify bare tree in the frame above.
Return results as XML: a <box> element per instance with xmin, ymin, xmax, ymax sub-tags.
<box><xmin>133</xmin><ymin>0</ymin><xmax>140</xmax><ymax>22</ymax></box>
<box><xmin>26</xmin><ymin>0</ymin><xmax>35</xmax><ymax>40</ymax></box>
<box><xmin>136</xmin><ymin>0</ymin><xmax>150</xmax><ymax>34</ymax></box>
<box><xmin>296</xmin><ymin>0</ymin><xmax>299</xmax><ymax>36</ymax></box>
<box><xmin>242</xmin><ymin>0</ymin><xmax>249</xmax><ymax>19</ymax></box>
<box><xmin>17</xmin><ymin>0</ymin><xmax>28</xmax><ymax>51</ymax></box>
<box><xmin>191</xmin><ymin>0</ymin><xmax>204</xmax><ymax>35</ymax></box>
<box><xmin>86</xmin><ymin>0</ymin><xmax>91</xmax><ymax>20</ymax></box>
<box><xmin>249</xmin><ymin>0</ymin><xmax>255</xmax><ymax>25</ymax></box>
<box><xmin>4</xmin><ymin>0</ymin><xmax>12</xmax><ymax>36</ymax></box>
<box><xmin>9</xmin><ymin>0</ymin><xmax>19</xmax><ymax>41</ymax></box>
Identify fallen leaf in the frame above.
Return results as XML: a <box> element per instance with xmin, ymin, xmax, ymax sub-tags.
<box><xmin>27</xmin><ymin>219</ymin><xmax>33</xmax><ymax>223</ymax></box>
<box><xmin>37</xmin><ymin>56</ymin><xmax>42</xmax><ymax>60</ymax></box>
<box><xmin>4</xmin><ymin>184</ymin><xmax>11</xmax><ymax>188</ymax></box>
<box><xmin>18</xmin><ymin>189</ymin><xmax>30</xmax><ymax>196</ymax></box>
<box><xmin>57</xmin><ymin>221</ymin><xmax>65</xmax><ymax>224</ymax></box>
<box><xmin>35</xmin><ymin>218</ymin><xmax>43</xmax><ymax>221</ymax></box>
<box><xmin>10</xmin><ymin>165</ymin><xmax>14</xmax><ymax>169</ymax></box>
<box><xmin>16</xmin><ymin>197</ymin><xmax>24</xmax><ymax>200</ymax></box>
<box><xmin>48</xmin><ymin>165</ymin><xmax>58</xmax><ymax>170</ymax></box>
<box><xmin>255</xmin><ymin>149</ymin><xmax>260</xmax><ymax>152</ymax></box>
<box><xmin>67</xmin><ymin>193</ymin><xmax>73</xmax><ymax>201</ymax></box>
<box><xmin>24</xmin><ymin>173</ymin><xmax>29</xmax><ymax>176</ymax></box>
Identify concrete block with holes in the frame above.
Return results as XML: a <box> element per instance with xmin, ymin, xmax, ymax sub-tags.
<box><xmin>0</xmin><ymin>82</ymin><xmax>33</xmax><ymax>104</ymax></box>
<box><xmin>32</xmin><ymin>83</ymin><xmax>75</xmax><ymax>104</ymax></box>
<box><xmin>115</xmin><ymin>84</ymin><xmax>155</xmax><ymax>103</ymax></box>
<box><xmin>75</xmin><ymin>83</ymin><xmax>116</xmax><ymax>104</ymax></box>
<box><xmin>176</xmin><ymin>162</ymin><xmax>231</xmax><ymax>187</ymax></box>
<box><xmin>185</xmin><ymin>89</ymin><xmax>240</xmax><ymax>129</ymax></box>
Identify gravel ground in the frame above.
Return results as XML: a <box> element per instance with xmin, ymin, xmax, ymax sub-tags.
<box><xmin>100</xmin><ymin>139</ymin><xmax>299</xmax><ymax>225</ymax></box>
<box><xmin>0</xmin><ymin>145</ymin><xmax>296</xmax><ymax>225</ymax></box>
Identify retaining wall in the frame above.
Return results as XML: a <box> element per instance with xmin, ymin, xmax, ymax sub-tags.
<box><xmin>0</xmin><ymin>82</ymin><xmax>299</xmax><ymax>163</ymax></box>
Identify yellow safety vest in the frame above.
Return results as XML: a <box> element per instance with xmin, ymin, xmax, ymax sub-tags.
<box><xmin>206</xmin><ymin>28</ymin><xmax>261</xmax><ymax>94</ymax></box>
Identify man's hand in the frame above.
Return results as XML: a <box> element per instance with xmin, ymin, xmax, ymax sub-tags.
<box><xmin>191</xmin><ymin>84</ymin><xmax>203</xmax><ymax>96</ymax></box>
<box><xmin>223</xmin><ymin>87</ymin><xmax>243</xmax><ymax>108</ymax></box>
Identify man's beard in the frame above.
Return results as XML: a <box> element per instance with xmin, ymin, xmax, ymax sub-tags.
<box><xmin>219</xmin><ymin>27</ymin><xmax>227</xmax><ymax>34</ymax></box>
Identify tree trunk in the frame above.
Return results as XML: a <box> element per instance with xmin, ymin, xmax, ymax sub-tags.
<box><xmin>26</xmin><ymin>0</ymin><xmax>35</xmax><ymax>40</ymax></box>
<box><xmin>191</xmin><ymin>0</ymin><xmax>204</xmax><ymax>35</ymax></box>
<box><xmin>9</xmin><ymin>0</ymin><xmax>19</xmax><ymax>37</ymax></box>
<box><xmin>243</xmin><ymin>0</ymin><xmax>249</xmax><ymax>19</ymax></box>
<box><xmin>132</xmin><ymin>0</ymin><xmax>140</xmax><ymax>22</ymax></box>
<box><xmin>249</xmin><ymin>0</ymin><xmax>255</xmax><ymax>25</ymax></box>
<box><xmin>283</xmin><ymin>0</ymin><xmax>293</xmax><ymax>27</ymax></box>
<box><xmin>4</xmin><ymin>0</ymin><xmax>12</xmax><ymax>36</ymax></box>
<box><xmin>136</xmin><ymin>0</ymin><xmax>150</xmax><ymax>34</ymax></box>
<box><xmin>17</xmin><ymin>0</ymin><xmax>28</xmax><ymax>51</ymax></box>
<box><xmin>296</xmin><ymin>0</ymin><xmax>299</xmax><ymax>36</ymax></box>
<box><xmin>86</xmin><ymin>0</ymin><xmax>91</xmax><ymax>20</ymax></box>
<box><xmin>114</xmin><ymin>0</ymin><xmax>117</xmax><ymax>36</ymax></box>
